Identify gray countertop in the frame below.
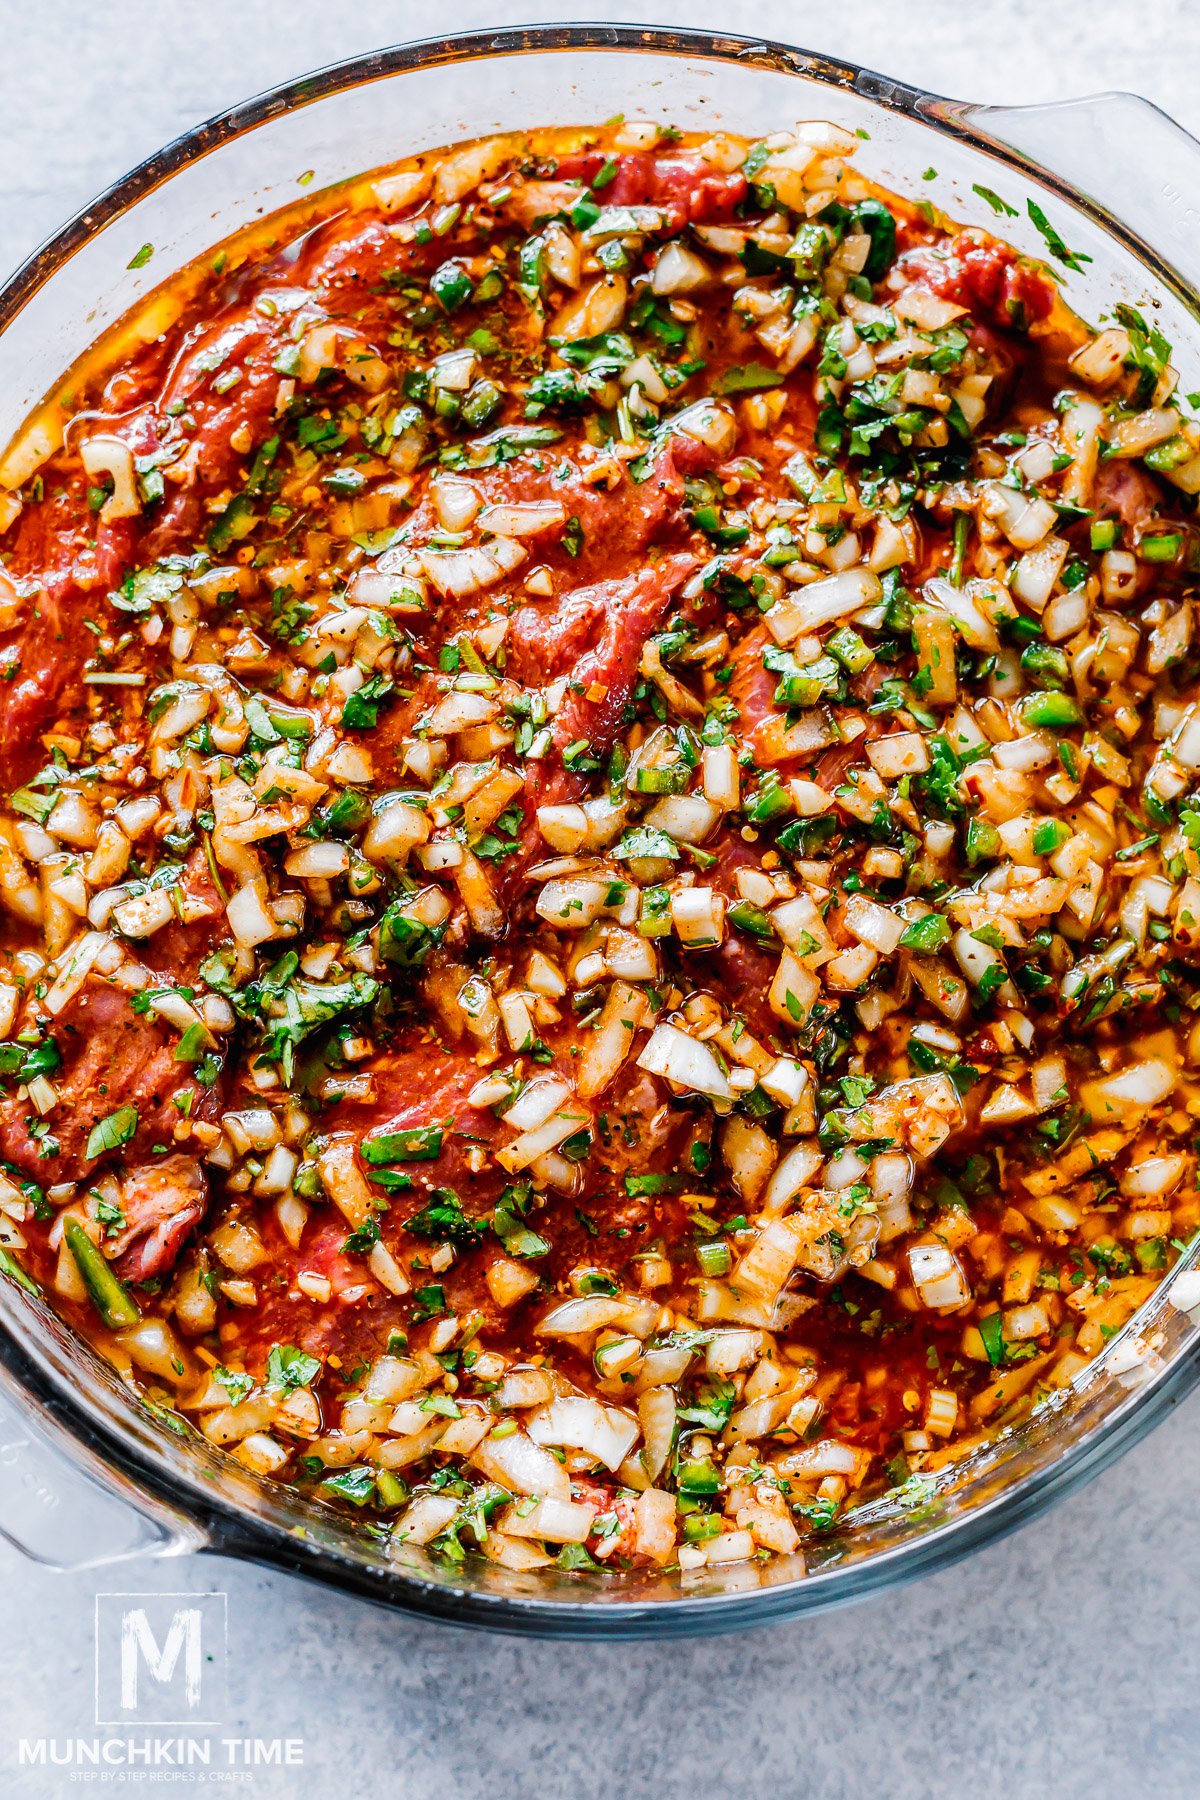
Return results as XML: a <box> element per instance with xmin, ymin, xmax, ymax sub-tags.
<box><xmin>2</xmin><ymin>4</ymin><xmax>1199</xmax><ymax>1794</ymax></box>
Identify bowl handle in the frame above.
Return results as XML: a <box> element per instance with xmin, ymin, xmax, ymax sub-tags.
<box><xmin>0</xmin><ymin>1360</ymin><xmax>204</xmax><ymax>1570</ymax></box>
<box><xmin>936</xmin><ymin>91</ymin><xmax>1200</xmax><ymax>294</ymax></box>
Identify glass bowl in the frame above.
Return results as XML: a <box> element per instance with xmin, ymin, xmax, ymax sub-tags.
<box><xmin>2</xmin><ymin>21</ymin><xmax>1200</xmax><ymax>1638</ymax></box>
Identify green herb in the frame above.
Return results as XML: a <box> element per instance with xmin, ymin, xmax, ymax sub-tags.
<box><xmin>85</xmin><ymin>1106</ymin><xmax>138</xmax><ymax>1163</ymax></box>
<box><xmin>978</xmin><ymin>1311</ymin><xmax>1006</xmax><ymax>1367</ymax></box>
<box><xmin>214</xmin><ymin>1366</ymin><xmax>255</xmax><ymax>1406</ymax></box>
<box><xmin>340</xmin><ymin>673</ymin><xmax>394</xmax><ymax>730</ymax></box>
<box><xmin>0</xmin><ymin>1037</ymin><xmax>60</xmax><ymax>1084</ymax></box>
<box><xmin>973</xmin><ymin>185</ymin><xmax>1017</xmax><ymax>218</ymax></box>
<box><xmin>207</xmin><ymin>492</ymin><xmax>258</xmax><ymax>555</ymax></box>
<box><xmin>847</xmin><ymin>198</ymin><xmax>897</xmax><ymax>281</ymax></box>
<box><xmin>625</xmin><ymin>1172</ymin><xmax>683</xmax><ymax>1198</ymax></box>
<box><xmin>342</xmin><ymin>1213</ymin><xmax>382</xmax><ymax>1256</ymax></box>
<box><xmin>406</xmin><ymin>1188</ymin><xmax>485</xmax><ymax>1247</ymax></box>
<box><xmin>412</xmin><ymin>1283</ymin><xmax>447</xmax><ymax>1321</ymax></box>
<box><xmin>1026</xmin><ymin>199</ymin><xmax>1091</xmax><ymax>273</ymax></box>
<box><xmin>1114</xmin><ymin>304</ymin><xmax>1173</xmax><ymax>407</ymax></box>
<box><xmin>266</xmin><ymin>1344</ymin><xmax>322</xmax><ymax>1391</ymax></box>
<box><xmin>492</xmin><ymin>1181</ymin><xmax>550</xmax><ymax>1259</ymax></box>
<box><xmin>557</xmin><ymin>1543</ymin><xmax>601</xmax><ymax>1571</ymax></box>
<box><xmin>678</xmin><ymin>1377</ymin><xmax>736</xmax><ymax>1430</ymax></box>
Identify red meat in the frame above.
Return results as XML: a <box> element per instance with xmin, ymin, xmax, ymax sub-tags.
<box><xmin>109</xmin><ymin>1155</ymin><xmax>208</xmax><ymax>1283</ymax></box>
<box><xmin>1093</xmin><ymin>458</ymin><xmax>1165</xmax><ymax>535</ymax></box>
<box><xmin>0</xmin><ymin>851</ymin><xmax>227</xmax><ymax>1185</ymax></box>
<box><xmin>0</xmin><ymin>978</ymin><xmax>222</xmax><ymax>1182</ymax></box>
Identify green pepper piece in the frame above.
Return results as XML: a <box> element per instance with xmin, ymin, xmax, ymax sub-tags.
<box><xmin>898</xmin><ymin>912</ymin><xmax>950</xmax><ymax>954</ymax></box>
<box><xmin>727</xmin><ymin>900</ymin><xmax>777</xmax><ymax>943</ymax></box>
<box><xmin>65</xmin><ymin>1218</ymin><xmax>140</xmax><ymax>1329</ymax></box>
<box><xmin>375</xmin><ymin>1470</ymin><xmax>411</xmax><ymax>1509</ymax></box>
<box><xmin>633</xmin><ymin>762</ymin><xmax>690</xmax><ymax>795</ymax></box>
<box><xmin>965</xmin><ymin>817</ymin><xmax>1001</xmax><ymax>867</ymax></box>
<box><xmin>1020</xmin><ymin>691</ymin><xmax>1083</xmax><ymax>729</ymax></box>
<box><xmin>695</xmin><ymin>1240</ymin><xmax>732</xmax><ymax>1277</ymax></box>
<box><xmin>1140</xmin><ymin>531</ymin><xmax>1183</xmax><ymax>563</ymax></box>
<box><xmin>825</xmin><ymin>626</ymin><xmax>873</xmax><ymax>674</ymax></box>
<box><xmin>0</xmin><ymin>1244</ymin><xmax>40</xmax><ymax>1296</ymax></box>
<box><xmin>517</xmin><ymin>234</ymin><xmax>547</xmax><ymax>309</ymax></box>
<box><xmin>1032</xmin><ymin>818</ymin><xmax>1072</xmax><ymax>856</ymax></box>
<box><xmin>676</xmin><ymin>1454</ymin><xmax>721</xmax><ymax>1496</ymax></box>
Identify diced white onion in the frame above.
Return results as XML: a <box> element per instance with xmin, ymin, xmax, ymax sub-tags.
<box><xmin>636</xmin><ymin>1021</ymin><xmax>732</xmax><ymax>1100</ymax></box>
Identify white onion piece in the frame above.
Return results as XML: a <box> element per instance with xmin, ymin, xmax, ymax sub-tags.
<box><xmin>637</xmin><ymin>1389</ymin><xmax>677</xmax><ymax>1481</ymax></box>
<box><xmin>1083</xmin><ymin>1059</ymin><xmax>1175</xmax><ymax>1116</ymax></box>
<box><xmin>501</xmin><ymin>1496</ymin><xmax>596</xmax><ymax>1544</ymax></box>
<box><xmin>226</xmin><ymin>884</ymin><xmax>278</xmax><ymax>948</ymax></box>
<box><xmin>1012</xmin><ymin>536</ymin><xmax>1069</xmax><ymax>611</ymax></box>
<box><xmin>778</xmin><ymin>1439</ymin><xmax>863</xmax><ymax>1478</ymax></box>
<box><xmin>112</xmin><ymin>889</ymin><xmax>176</xmax><ymax>939</ymax></box>
<box><xmin>980</xmin><ymin>483</ymin><xmax>1057</xmax><ymax>551</ymax></box>
<box><xmin>503</xmin><ymin>1077</ymin><xmax>572</xmax><ymax>1133</ymax></box>
<box><xmin>348</xmin><ymin>568</ymin><xmax>427</xmax><ymax>611</ymax></box>
<box><xmin>636</xmin><ymin>1022</ymin><xmax>733</xmax><ymax>1101</ymax></box>
<box><xmin>536</xmin><ymin>877</ymin><xmax>627</xmax><ymax>930</ymax></box>
<box><xmin>371</xmin><ymin>168</ymin><xmax>432</xmax><ymax>213</ymax></box>
<box><xmin>362</xmin><ymin>797</ymin><xmax>430</xmax><ymax>863</ymax></box>
<box><xmin>766</xmin><ymin>568</ymin><xmax>882</xmax><ymax>641</ymax></box>
<box><xmin>476</xmin><ymin>500</ymin><xmax>566</xmax><ymax>537</ymax></box>
<box><xmin>471</xmin><ymin>1424</ymin><xmax>572</xmax><ymax>1501</ymax></box>
<box><xmin>1120</xmin><ymin>1154</ymin><xmax>1186</xmax><ymax>1199</ymax></box>
<box><xmin>431</xmin><ymin>476</ymin><xmax>482</xmax><ymax>531</ymax></box>
<box><xmin>669</xmin><ymin>399</ymin><xmax>737</xmax><ymax>455</ymax></box>
<box><xmin>433</xmin><ymin>135</ymin><xmax>514</xmax><ymax>205</ymax></box>
<box><xmin>923</xmin><ymin>576</ymin><xmax>1000</xmax><ymax>651</ymax></box>
<box><xmin>762</xmin><ymin>1141</ymin><xmax>822</xmax><ymax>1213</ymax></box>
<box><xmin>79</xmin><ymin>435</ymin><xmax>141</xmax><ymax>522</ymax></box>
<box><xmin>43</xmin><ymin>930</ymin><xmax>108</xmax><ymax>1015</ymax></box>
<box><xmin>651</xmin><ymin>241</ymin><xmax>712</xmax><ymax>294</ymax></box>
<box><xmin>843</xmin><ymin>895</ymin><xmax>905</xmax><ymax>954</ymax></box>
<box><xmin>419</xmin><ymin>536</ymin><xmax>525</xmax><ymax>598</ymax></box>
<box><xmin>908</xmin><ymin>1243</ymin><xmax>970</xmax><ymax>1309</ymax></box>
<box><xmin>495</xmin><ymin>1107</ymin><xmax>589</xmax><ymax>1174</ymax></box>
<box><xmin>645</xmin><ymin>794</ymin><xmax>720</xmax><ymax>845</ymax></box>
<box><xmin>536</xmin><ymin>1296</ymin><xmax>627</xmax><ymax>1337</ymax></box>
<box><xmin>392</xmin><ymin>1493</ymin><xmax>462</xmax><ymax>1547</ymax></box>
<box><xmin>527</xmin><ymin>1396</ymin><xmax>639</xmax><ymax>1473</ymax></box>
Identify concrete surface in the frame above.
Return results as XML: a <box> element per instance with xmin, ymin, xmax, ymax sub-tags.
<box><xmin>1</xmin><ymin>4</ymin><xmax>1199</xmax><ymax>1795</ymax></box>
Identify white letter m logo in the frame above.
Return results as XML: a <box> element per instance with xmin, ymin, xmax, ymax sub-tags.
<box><xmin>121</xmin><ymin>1606</ymin><xmax>203</xmax><ymax>1710</ymax></box>
<box><xmin>96</xmin><ymin>1592</ymin><xmax>227</xmax><ymax>1724</ymax></box>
